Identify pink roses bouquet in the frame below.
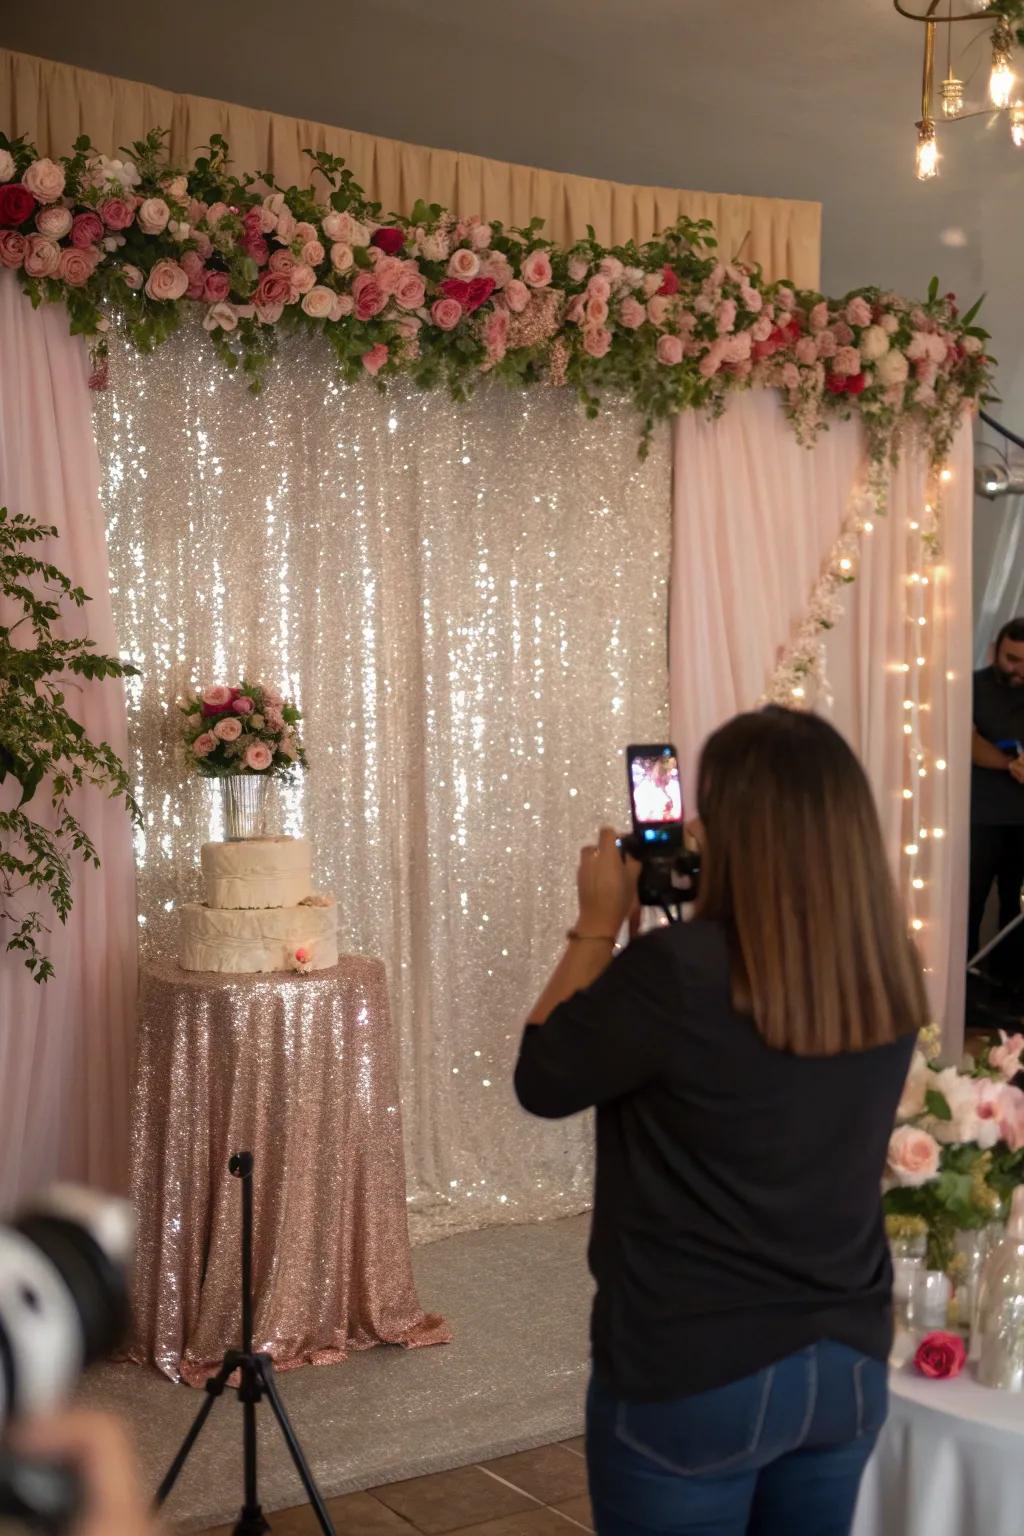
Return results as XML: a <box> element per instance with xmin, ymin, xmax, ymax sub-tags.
<box><xmin>178</xmin><ymin>681</ymin><xmax>307</xmax><ymax>780</ymax></box>
<box><xmin>884</xmin><ymin>1036</ymin><xmax>1024</xmax><ymax>1271</ymax></box>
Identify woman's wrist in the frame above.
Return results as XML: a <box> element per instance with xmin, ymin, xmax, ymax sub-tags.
<box><xmin>566</xmin><ymin>926</ymin><xmax>619</xmax><ymax>944</ymax></box>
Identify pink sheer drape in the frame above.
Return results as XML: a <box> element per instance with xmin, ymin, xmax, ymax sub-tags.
<box><xmin>669</xmin><ymin>390</ymin><xmax>972</xmax><ymax>1051</ymax></box>
<box><xmin>0</xmin><ymin>274</ymin><xmax>137</xmax><ymax>1212</ymax></box>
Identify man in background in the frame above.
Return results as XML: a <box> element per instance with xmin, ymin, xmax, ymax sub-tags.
<box><xmin>969</xmin><ymin>617</ymin><xmax>1024</xmax><ymax>986</ymax></box>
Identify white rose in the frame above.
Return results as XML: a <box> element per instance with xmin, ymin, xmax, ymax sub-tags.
<box><xmin>137</xmin><ymin>197</ymin><xmax>171</xmax><ymax>235</ymax></box>
<box><xmin>0</xmin><ymin>149</ymin><xmax>14</xmax><ymax>184</ymax></box>
<box><xmin>167</xmin><ymin>220</ymin><xmax>190</xmax><ymax>242</ymax></box>
<box><xmin>22</xmin><ymin>157</ymin><xmax>66</xmax><ymax>204</ymax></box>
<box><xmin>36</xmin><ymin>206</ymin><xmax>73</xmax><ymax>239</ymax></box>
<box><xmin>875</xmin><ymin>349</ymin><xmax>910</xmax><ymax>386</ymax></box>
<box><xmin>859</xmin><ymin>325</ymin><xmax>890</xmax><ymax>362</ymax></box>
<box><xmin>961</xmin><ymin>334</ymin><xmax>983</xmax><ymax>356</ymax></box>
<box><xmin>329</xmin><ymin>241</ymin><xmax>354</xmax><ymax>273</ymax></box>
<box><xmin>881</xmin><ymin>314</ymin><xmax>899</xmax><ymax>334</ymax></box>
<box><xmin>162</xmin><ymin>175</ymin><xmax>189</xmax><ymax>201</ymax></box>
<box><xmin>301</xmin><ymin>285</ymin><xmax>334</xmax><ymax>319</ymax></box>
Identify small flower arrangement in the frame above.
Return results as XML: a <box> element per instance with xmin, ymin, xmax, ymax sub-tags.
<box><xmin>178</xmin><ymin>681</ymin><xmax>307</xmax><ymax>780</ymax></box>
<box><xmin>884</xmin><ymin>1033</ymin><xmax>1024</xmax><ymax>1272</ymax></box>
<box><xmin>290</xmin><ymin>946</ymin><xmax>312</xmax><ymax>974</ymax></box>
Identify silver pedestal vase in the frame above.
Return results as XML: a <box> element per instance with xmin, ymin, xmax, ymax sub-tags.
<box><xmin>219</xmin><ymin>774</ymin><xmax>271</xmax><ymax>840</ymax></box>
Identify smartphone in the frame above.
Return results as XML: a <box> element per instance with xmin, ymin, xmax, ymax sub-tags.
<box><xmin>626</xmin><ymin>743</ymin><xmax>684</xmax><ymax>847</ymax></box>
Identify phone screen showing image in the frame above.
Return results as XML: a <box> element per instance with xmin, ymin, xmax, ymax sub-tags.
<box><xmin>627</xmin><ymin>744</ymin><xmax>683</xmax><ymax>832</ymax></box>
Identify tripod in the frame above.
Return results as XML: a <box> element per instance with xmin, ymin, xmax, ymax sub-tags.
<box><xmin>156</xmin><ymin>1153</ymin><xmax>337</xmax><ymax>1535</ymax></box>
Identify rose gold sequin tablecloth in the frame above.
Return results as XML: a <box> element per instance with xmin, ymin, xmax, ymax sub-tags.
<box><xmin>129</xmin><ymin>959</ymin><xmax>450</xmax><ymax>1385</ymax></box>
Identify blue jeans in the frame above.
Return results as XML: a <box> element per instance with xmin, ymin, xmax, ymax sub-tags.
<box><xmin>586</xmin><ymin>1341</ymin><xmax>887</xmax><ymax>1536</ymax></box>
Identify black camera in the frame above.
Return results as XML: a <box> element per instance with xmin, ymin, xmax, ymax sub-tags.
<box><xmin>619</xmin><ymin>743</ymin><xmax>700</xmax><ymax>913</ymax></box>
<box><xmin>0</xmin><ymin>1186</ymin><xmax>132</xmax><ymax>1533</ymax></box>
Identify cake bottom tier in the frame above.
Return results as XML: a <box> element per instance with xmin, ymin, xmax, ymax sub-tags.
<box><xmin>178</xmin><ymin>897</ymin><xmax>338</xmax><ymax>974</ymax></box>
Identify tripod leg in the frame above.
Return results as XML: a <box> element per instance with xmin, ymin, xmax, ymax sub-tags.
<box><xmin>155</xmin><ymin>1360</ymin><xmax>234</xmax><ymax>1508</ymax></box>
<box><xmin>256</xmin><ymin>1359</ymin><xmax>337</xmax><ymax>1536</ymax></box>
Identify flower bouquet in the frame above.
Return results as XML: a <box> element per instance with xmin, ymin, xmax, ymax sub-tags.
<box><xmin>178</xmin><ymin>681</ymin><xmax>307</xmax><ymax>780</ymax></box>
<box><xmin>885</xmin><ymin>1033</ymin><xmax>1024</xmax><ymax>1274</ymax></box>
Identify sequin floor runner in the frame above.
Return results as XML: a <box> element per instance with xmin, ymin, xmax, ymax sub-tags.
<box><xmin>79</xmin><ymin>1214</ymin><xmax>591</xmax><ymax>1531</ymax></box>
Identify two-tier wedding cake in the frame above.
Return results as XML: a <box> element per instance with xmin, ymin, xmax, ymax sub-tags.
<box><xmin>178</xmin><ymin>834</ymin><xmax>338</xmax><ymax>973</ymax></box>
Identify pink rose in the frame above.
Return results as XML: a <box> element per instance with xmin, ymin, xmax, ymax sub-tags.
<box><xmin>832</xmin><ymin>346</ymin><xmax>862</xmax><ymax>377</ymax></box>
<box><xmin>137</xmin><ymin>197</ymin><xmax>171</xmax><ymax>235</ymax></box>
<box><xmin>323</xmin><ymin>211</ymin><xmax>363</xmax><ymax>244</ymax></box>
<box><xmin>301</xmin><ymin>284</ymin><xmax>335</xmax><ymax>319</ymax></box>
<box><xmin>121</xmin><ymin>263</ymin><xmax>144</xmax><ymax>291</ymax></box>
<box><xmin>583</xmin><ymin>326</ymin><xmax>612</xmax><ymax>359</ymax></box>
<box><xmin>22</xmin><ymin>157</ymin><xmax>66</xmax><ymax>204</ymax></box>
<box><xmin>57</xmin><ymin>245</ymin><xmax>99</xmax><ymax>287</ymax></box>
<box><xmin>22</xmin><ymin>234</ymin><xmax>61</xmax><ymax>278</ymax></box>
<box><xmin>214</xmin><ymin>717</ymin><xmax>243</xmax><ymax>742</ymax></box>
<box><xmin>568</xmin><ymin>255</ymin><xmax>589</xmax><ymax>283</ymax></box>
<box><xmin>586</xmin><ymin>296</ymin><xmax>610</xmax><ymax>327</ymax></box>
<box><xmin>362</xmin><ymin>342</ymin><xmax>389</xmax><ymax>376</ymax></box>
<box><xmin>795</xmin><ymin>336</ymin><xmax>819</xmax><ymax>366</ymax></box>
<box><xmin>739</xmin><ymin>284</ymin><xmax>762</xmax><ymax>314</ymax></box>
<box><xmin>522</xmin><ymin>249</ymin><xmax>553</xmax><ymax>287</ymax></box>
<box><xmin>294</xmin><ymin>221</ymin><xmax>317</xmax><ymax>245</ymax></box>
<box><xmin>816</xmin><ymin>330</ymin><xmax>838</xmax><ymax>359</ymax></box>
<box><xmin>431</xmin><ymin>297</ymin><xmax>463</xmax><ymax>331</ymax></box>
<box><xmin>809</xmin><ymin>301</ymin><xmax>829</xmax><ymax>332</ymax></box>
<box><xmin>290</xmin><ymin>262</ymin><xmax>316</xmax><ymax>295</ymax></box>
<box><xmin>145</xmin><ymin>259</ymin><xmax>189</xmax><ymax>302</ymax></box>
<box><xmin>244</xmin><ymin>742</ymin><xmax>274</xmax><ymax>771</ymax></box>
<box><xmin>887</xmin><ymin>1126</ymin><xmax>940</xmax><ymax>1187</ymax></box>
<box><xmin>192</xmin><ymin>732</ymin><xmax>216</xmax><ymax>758</ymax></box>
<box><xmin>656</xmin><ymin>334</ymin><xmax>684</xmax><ymax>366</ymax></box>
<box><xmin>231</xmin><ymin>696</ymin><xmax>255</xmax><ymax>715</ymax></box>
<box><xmin>598</xmin><ymin>255</ymin><xmax>624</xmax><ymax>283</ymax></box>
<box><xmin>201</xmin><ymin>302</ymin><xmax>238</xmax><ymax>332</ymax></box>
<box><xmin>162</xmin><ymin>175</ymin><xmax>189</xmax><ymax>202</ymax></box>
<box><xmin>914</xmin><ymin>1332</ymin><xmax>965</xmax><ymax>1381</ymax></box>
<box><xmin>723</xmin><ymin>332</ymin><xmax>752</xmax><ymax>364</ymax></box>
<box><xmin>565</xmin><ymin>294</ymin><xmax>586</xmax><ymax>325</ymax></box>
<box><xmin>254</xmin><ymin>271</ymin><xmax>291</xmax><ymax>308</ymax></box>
<box><xmin>265</xmin><ymin>706</ymin><xmax>286</xmax><ymax>731</ymax></box>
<box><xmin>273</xmin><ymin>208</ymin><xmax>296</xmax><ymax>245</ymax></box>
<box><xmin>373</xmin><ymin>255</ymin><xmax>404</xmax><ymax>296</ymax></box>
<box><xmin>749</xmin><ymin>314</ymin><xmax>772</xmax><ymax>343</ymax></box>
<box><xmin>353</xmin><ymin>272</ymin><xmax>386</xmax><ymax>321</ymax></box>
<box><xmin>845</xmin><ymin>296</ymin><xmax>873</xmax><ymax>328</ymax></box>
<box><xmin>35</xmin><ymin>205</ymin><xmax>73</xmax><ymax>240</ymax></box>
<box><xmin>470</xmin><ymin>222</ymin><xmax>492</xmax><ymax>250</ymax></box>
<box><xmin>99</xmin><ymin>196</ymin><xmax>135</xmax><ymax>231</ymax></box>
<box><xmin>448</xmin><ymin>247</ymin><xmax>481</xmax><ymax>280</ymax></box>
<box><xmin>329</xmin><ymin>294</ymin><xmax>354</xmax><ymax>321</ymax></box>
<box><xmin>205</xmin><ymin>202</ymin><xmax>229</xmax><ymax>227</ymax></box>
<box><xmin>395</xmin><ymin>270</ymin><xmax>427</xmax><ymax>309</ymax></box>
<box><xmin>203</xmin><ymin>270</ymin><xmax>231</xmax><ymax>303</ymax></box>
<box><xmin>255</xmin><ymin>300</ymin><xmax>285</xmax><ymax>324</ymax></box>
<box><xmin>301</xmin><ymin>239</ymin><xmax>325</xmax><ymax>268</ymax></box>
<box><xmin>775</xmin><ymin>286</ymin><xmax>796</xmax><ymax>311</ymax></box>
<box><xmin>647</xmin><ymin>295</ymin><xmax>670</xmax><ymax>328</ymax></box>
<box><xmin>881</xmin><ymin>314</ymin><xmax>900</xmax><ymax>335</ymax></box>
<box><xmin>330</xmin><ymin>242</ymin><xmax>354</xmax><ymax>274</ymax></box>
<box><xmin>180</xmin><ymin>250</ymin><xmax>204</xmax><ymax>280</ymax></box>
<box><xmin>0</xmin><ymin>230</ymin><xmax>26</xmax><ymax>268</ymax></box>
<box><xmin>587</xmin><ymin>274</ymin><xmax>612</xmax><ymax>303</ymax></box>
<box><xmin>269</xmin><ymin>250</ymin><xmax>297</xmax><ymax>278</ymax></box>
<box><xmin>716</xmin><ymin>298</ymin><xmax>737</xmax><ymax>334</ymax></box>
<box><xmin>201</xmin><ymin>685</ymin><xmax>233</xmax><ymax>711</ymax></box>
<box><xmin>504</xmin><ymin>279</ymin><xmax>529</xmax><ymax>313</ymax></box>
<box><xmin>989</xmin><ymin>1031</ymin><xmax>1024</xmax><ymax>1081</ymax></box>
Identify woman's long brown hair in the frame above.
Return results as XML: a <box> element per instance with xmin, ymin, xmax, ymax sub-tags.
<box><xmin>694</xmin><ymin>708</ymin><xmax>929</xmax><ymax>1055</ymax></box>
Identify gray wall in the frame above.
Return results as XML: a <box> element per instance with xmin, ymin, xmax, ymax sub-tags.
<box><xmin>6</xmin><ymin>0</ymin><xmax>1021</xmax><ymax>617</ymax></box>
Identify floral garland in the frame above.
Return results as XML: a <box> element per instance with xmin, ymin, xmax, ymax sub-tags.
<box><xmin>0</xmin><ymin>129</ymin><xmax>993</xmax><ymax>461</ymax></box>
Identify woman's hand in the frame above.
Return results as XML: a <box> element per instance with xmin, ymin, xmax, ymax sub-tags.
<box><xmin>576</xmin><ymin>827</ymin><xmax>641</xmax><ymax>938</ymax></box>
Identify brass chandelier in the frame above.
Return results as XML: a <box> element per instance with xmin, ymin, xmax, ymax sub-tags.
<box><xmin>894</xmin><ymin>0</ymin><xmax>1024</xmax><ymax>177</ymax></box>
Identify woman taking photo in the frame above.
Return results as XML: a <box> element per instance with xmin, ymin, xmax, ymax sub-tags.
<box><xmin>515</xmin><ymin>708</ymin><xmax>925</xmax><ymax>1536</ymax></box>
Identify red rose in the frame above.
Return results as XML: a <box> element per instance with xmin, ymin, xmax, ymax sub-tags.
<box><xmin>914</xmin><ymin>1331</ymin><xmax>966</xmax><ymax>1380</ymax></box>
<box><xmin>658</xmin><ymin>264</ymin><xmax>680</xmax><ymax>297</ymax></box>
<box><xmin>371</xmin><ymin>226</ymin><xmax>405</xmax><ymax>256</ymax></box>
<box><xmin>440</xmin><ymin>277</ymin><xmax>470</xmax><ymax>305</ymax></box>
<box><xmin>0</xmin><ymin>184</ymin><xmax>36</xmax><ymax>227</ymax></box>
<box><xmin>775</xmin><ymin>319</ymin><xmax>801</xmax><ymax>346</ymax></box>
<box><xmin>71</xmin><ymin>211</ymin><xmax>104</xmax><ymax>248</ymax></box>
<box><xmin>844</xmin><ymin>372</ymin><xmax>867</xmax><ymax>395</ymax></box>
<box><xmin>752</xmin><ymin>338</ymin><xmax>780</xmax><ymax>362</ymax></box>
<box><xmin>465</xmin><ymin>276</ymin><xmax>496</xmax><ymax>313</ymax></box>
<box><xmin>826</xmin><ymin>373</ymin><xmax>849</xmax><ymax>395</ymax></box>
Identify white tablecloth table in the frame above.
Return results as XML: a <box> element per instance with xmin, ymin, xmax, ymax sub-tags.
<box><xmin>853</xmin><ymin>1363</ymin><xmax>1024</xmax><ymax>1536</ymax></box>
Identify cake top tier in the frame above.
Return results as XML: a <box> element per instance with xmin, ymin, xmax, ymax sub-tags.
<box><xmin>200</xmin><ymin>836</ymin><xmax>312</xmax><ymax>911</ymax></box>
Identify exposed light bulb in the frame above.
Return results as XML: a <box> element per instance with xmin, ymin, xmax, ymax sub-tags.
<box><xmin>911</xmin><ymin>918</ymin><xmax>924</xmax><ymax>932</ymax></box>
<box><xmin>903</xmin><ymin>700</ymin><xmax>914</xmax><ymax>710</ymax></box>
<box><xmin>902</xmin><ymin>789</ymin><xmax>914</xmax><ymax>800</ymax></box>
<box><xmin>1012</xmin><ymin>102</ymin><xmax>1024</xmax><ymax>147</ymax></box>
<box><xmin>933</xmin><ymin>827</ymin><xmax>945</xmax><ymax>839</ymax></box>
<box><xmin>905</xmin><ymin>843</ymin><xmax>919</xmax><ymax>856</ymax></box>
<box><xmin>863</xmin><ymin>520</ymin><xmax>874</xmax><ymax>533</ymax></box>
<box><xmin>916</xmin><ymin>656</ymin><xmax>926</xmax><ymax>666</ymax></box>
<box><xmin>913</xmin><ymin>877</ymin><xmax>926</xmax><ymax>890</ymax></box>
<box><xmin>990</xmin><ymin>29</ymin><xmax>1015</xmax><ymax>109</ymax></box>
<box><xmin>909</xmin><ymin>520</ymin><xmax>921</xmax><ymax>531</ymax></box>
<box><xmin>936</xmin><ymin>758</ymin><xmax>947</xmax><ymax>770</ymax></box>
<box><xmin>791</xmin><ymin>685</ymin><xmax>805</xmax><ymax>699</ymax></box>
<box><xmin>903</xmin><ymin>724</ymin><xmax>913</xmax><ymax>736</ymax></box>
<box><xmin>941</xmin><ymin>74</ymin><xmax>965</xmax><ymax>118</ymax></box>
<box><xmin>939</xmin><ymin>468</ymin><xmax>953</xmax><ymax>484</ymax></box>
<box><xmin>915</xmin><ymin>119</ymin><xmax>939</xmax><ymax>180</ymax></box>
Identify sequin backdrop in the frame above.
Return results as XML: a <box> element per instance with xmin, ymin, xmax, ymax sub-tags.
<box><xmin>94</xmin><ymin>328</ymin><xmax>670</xmax><ymax>1238</ymax></box>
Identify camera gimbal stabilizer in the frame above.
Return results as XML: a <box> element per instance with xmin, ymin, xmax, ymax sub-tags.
<box><xmin>618</xmin><ymin>827</ymin><xmax>700</xmax><ymax>923</ymax></box>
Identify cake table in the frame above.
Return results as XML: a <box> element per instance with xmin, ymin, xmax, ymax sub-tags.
<box><xmin>128</xmin><ymin>958</ymin><xmax>450</xmax><ymax>1384</ymax></box>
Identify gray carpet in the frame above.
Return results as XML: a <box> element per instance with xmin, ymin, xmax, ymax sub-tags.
<box><xmin>79</xmin><ymin>1215</ymin><xmax>592</xmax><ymax>1532</ymax></box>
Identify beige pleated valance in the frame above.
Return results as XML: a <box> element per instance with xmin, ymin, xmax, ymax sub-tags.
<box><xmin>0</xmin><ymin>47</ymin><xmax>821</xmax><ymax>287</ymax></box>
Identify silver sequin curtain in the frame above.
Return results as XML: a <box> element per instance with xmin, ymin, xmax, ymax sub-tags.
<box><xmin>95</xmin><ymin>327</ymin><xmax>670</xmax><ymax>1238</ymax></box>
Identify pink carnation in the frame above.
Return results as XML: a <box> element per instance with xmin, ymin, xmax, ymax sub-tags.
<box><xmin>362</xmin><ymin>342</ymin><xmax>390</xmax><ymax>376</ymax></box>
<box><xmin>244</xmin><ymin>742</ymin><xmax>274</xmax><ymax>772</ymax></box>
<box><xmin>833</xmin><ymin>321</ymin><xmax>854</xmax><ymax>346</ymax></box>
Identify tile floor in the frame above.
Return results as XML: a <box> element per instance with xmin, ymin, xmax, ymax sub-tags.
<box><xmin>201</xmin><ymin>1440</ymin><xmax>592</xmax><ymax>1536</ymax></box>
